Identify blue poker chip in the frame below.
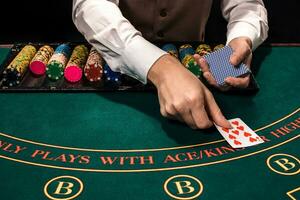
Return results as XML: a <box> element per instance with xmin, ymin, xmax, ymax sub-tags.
<box><xmin>104</xmin><ymin>64</ymin><xmax>121</xmax><ymax>83</ymax></box>
<box><xmin>162</xmin><ymin>44</ymin><xmax>178</xmax><ymax>58</ymax></box>
<box><xmin>179</xmin><ymin>44</ymin><xmax>195</xmax><ymax>62</ymax></box>
<box><xmin>54</xmin><ymin>44</ymin><xmax>72</xmax><ymax>58</ymax></box>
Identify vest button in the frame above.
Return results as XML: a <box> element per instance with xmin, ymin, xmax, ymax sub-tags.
<box><xmin>157</xmin><ymin>31</ymin><xmax>164</xmax><ymax>38</ymax></box>
<box><xmin>160</xmin><ymin>9</ymin><xmax>167</xmax><ymax>17</ymax></box>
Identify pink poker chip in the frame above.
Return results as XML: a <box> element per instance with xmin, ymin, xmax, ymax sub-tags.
<box><xmin>30</xmin><ymin>61</ymin><xmax>46</xmax><ymax>75</ymax></box>
<box><xmin>64</xmin><ymin>66</ymin><xmax>83</xmax><ymax>83</ymax></box>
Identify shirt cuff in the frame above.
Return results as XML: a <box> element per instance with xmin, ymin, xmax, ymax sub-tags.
<box><xmin>121</xmin><ymin>35</ymin><xmax>168</xmax><ymax>84</ymax></box>
<box><xmin>226</xmin><ymin>21</ymin><xmax>261</xmax><ymax>50</ymax></box>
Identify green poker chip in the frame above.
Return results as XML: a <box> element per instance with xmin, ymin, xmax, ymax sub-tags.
<box><xmin>2</xmin><ymin>68</ymin><xmax>21</xmax><ymax>87</ymax></box>
<box><xmin>187</xmin><ymin>60</ymin><xmax>203</xmax><ymax>78</ymax></box>
<box><xmin>46</xmin><ymin>61</ymin><xmax>64</xmax><ymax>81</ymax></box>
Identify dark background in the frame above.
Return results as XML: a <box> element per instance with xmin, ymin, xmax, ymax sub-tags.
<box><xmin>0</xmin><ymin>0</ymin><xmax>299</xmax><ymax>44</ymax></box>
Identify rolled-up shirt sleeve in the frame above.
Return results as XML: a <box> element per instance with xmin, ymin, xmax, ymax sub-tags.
<box><xmin>72</xmin><ymin>0</ymin><xmax>167</xmax><ymax>83</ymax></box>
<box><xmin>221</xmin><ymin>0</ymin><xmax>269</xmax><ymax>50</ymax></box>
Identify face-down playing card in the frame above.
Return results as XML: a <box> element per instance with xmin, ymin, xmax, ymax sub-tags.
<box><xmin>203</xmin><ymin>46</ymin><xmax>251</xmax><ymax>86</ymax></box>
<box><xmin>215</xmin><ymin>118</ymin><xmax>264</xmax><ymax>148</ymax></box>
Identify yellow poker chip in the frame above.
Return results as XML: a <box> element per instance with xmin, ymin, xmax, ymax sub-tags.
<box><xmin>213</xmin><ymin>44</ymin><xmax>225</xmax><ymax>52</ymax></box>
<box><xmin>182</xmin><ymin>55</ymin><xmax>194</xmax><ymax>67</ymax></box>
<box><xmin>196</xmin><ymin>44</ymin><xmax>212</xmax><ymax>56</ymax></box>
<box><xmin>2</xmin><ymin>45</ymin><xmax>37</xmax><ymax>87</ymax></box>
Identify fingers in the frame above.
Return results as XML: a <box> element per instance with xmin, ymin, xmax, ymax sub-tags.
<box><xmin>229</xmin><ymin>37</ymin><xmax>252</xmax><ymax>66</ymax></box>
<box><xmin>159</xmin><ymin>92</ymin><xmax>182</xmax><ymax>122</ymax></box>
<box><xmin>230</xmin><ymin>51</ymin><xmax>252</xmax><ymax>67</ymax></box>
<box><xmin>161</xmin><ymin>105</ymin><xmax>201</xmax><ymax>129</ymax></box>
<box><xmin>225</xmin><ymin>76</ymin><xmax>250</xmax><ymax>88</ymax></box>
<box><xmin>203</xmin><ymin>72</ymin><xmax>218</xmax><ymax>87</ymax></box>
<box><xmin>178</xmin><ymin>109</ymin><xmax>198</xmax><ymax>129</ymax></box>
<box><xmin>194</xmin><ymin>54</ymin><xmax>210</xmax><ymax>72</ymax></box>
<box><xmin>195</xmin><ymin>40</ymin><xmax>253</xmax><ymax>90</ymax></box>
<box><xmin>230</xmin><ymin>52</ymin><xmax>245</xmax><ymax>66</ymax></box>
<box><xmin>159</xmin><ymin>90</ymin><xmax>231</xmax><ymax>129</ymax></box>
<box><xmin>159</xmin><ymin>94</ymin><xmax>214</xmax><ymax>129</ymax></box>
<box><xmin>194</xmin><ymin>55</ymin><xmax>221</xmax><ymax>89</ymax></box>
<box><xmin>159</xmin><ymin>93</ymin><xmax>197</xmax><ymax>128</ymax></box>
<box><xmin>194</xmin><ymin>55</ymin><xmax>232</xmax><ymax>91</ymax></box>
<box><xmin>191</xmin><ymin>104</ymin><xmax>213</xmax><ymax>129</ymax></box>
<box><xmin>227</xmin><ymin>49</ymin><xmax>252</xmax><ymax>89</ymax></box>
<box><xmin>204</xmin><ymin>90</ymin><xmax>232</xmax><ymax>128</ymax></box>
<box><xmin>244</xmin><ymin>53</ymin><xmax>253</xmax><ymax>67</ymax></box>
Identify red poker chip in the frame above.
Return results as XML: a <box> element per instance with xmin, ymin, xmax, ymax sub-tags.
<box><xmin>64</xmin><ymin>65</ymin><xmax>83</xmax><ymax>83</ymax></box>
<box><xmin>84</xmin><ymin>63</ymin><xmax>103</xmax><ymax>82</ymax></box>
<box><xmin>30</xmin><ymin>61</ymin><xmax>47</xmax><ymax>76</ymax></box>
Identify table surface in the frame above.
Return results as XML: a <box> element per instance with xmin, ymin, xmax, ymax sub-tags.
<box><xmin>0</xmin><ymin>46</ymin><xmax>299</xmax><ymax>200</ymax></box>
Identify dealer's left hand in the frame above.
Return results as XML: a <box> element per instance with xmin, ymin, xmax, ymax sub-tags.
<box><xmin>194</xmin><ymin>37</ymin><xmax>253</xmax><ymax>91</ymax></box>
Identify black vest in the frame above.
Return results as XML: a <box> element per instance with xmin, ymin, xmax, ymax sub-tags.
<box><xmin>119</xmin><ymin>0</ymin><xmax>213</xmax><ymax>42</ymax></box>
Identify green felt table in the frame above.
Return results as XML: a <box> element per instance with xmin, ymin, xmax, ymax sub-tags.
<box><xmin>0</xmin><ymin>45</ymin><xmax>299</xmax><ymax>200</ymax></box>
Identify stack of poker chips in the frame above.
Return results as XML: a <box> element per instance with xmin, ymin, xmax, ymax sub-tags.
<box><xmin>213</xmin><ymin>44</ymin><xmax>225</xmax><ymax>52</ymax></box>
<box><xmin>2</xmin><ymin>45</ymin><xmax>37</xmax><ymax>86</ymax></box>
<box><xmin>64</xmin><ymin>45</ymin><xmax>89</xmax><ymax>83</ymax></box>
<box><xmin>161</xmin><ymin>44</ymin><xmax>179</xmax><ymax>58</ymax></box>
<box><xmin>196</xmin><ymin>44</ymin><xmax>212</xmax><ymax>56</ymax></box>
<box><xmin>46</xmin><ymin>44</ymin><xmax>71</xmax><ymax>81</ymax></box>
<box><xmin>104</xmin><ymin>63</ymin><xmax>121</xmax><ymax>84</ymax></box>
<box><xmin>30</xmin><ymin>45</ymin><xmax>54</xmax><ymax>76</ymax></box>
<box><xmin>179</xmin><ymin>44</ymin><xmax>195</xmax><ymax>62</ymax></box>
<box><xmin>179</xmin><ymin>44</ymin><xmax>202</xmax><ymax>78</ymax></box>
<box><xmin>84</xmin><ymin>47</ymin><xmax>104</xmax><ymax>82</ymax></box>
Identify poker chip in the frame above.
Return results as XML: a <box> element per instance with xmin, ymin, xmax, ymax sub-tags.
<box><xmin>2</xmin><ymin>45</ymin><xmax>37</xmax><ymax>87</ymax></box>
<box><xmin>46</xmin><ymin>44</ymin><xmax>71</xmax><ymax>81</ymax></box>
<box><xmin>104</xmin><ymin>64</ymin><xmax>121</xmax><ymax>83</ymax></box>
<box><xmin>177</xmin><ymin>44</ymin><xmax>203</xmax><ymax>78</ymax></box>
<box><xmin>182</xmin><ymin>55</ymin><xmax>202</xmax><ymax>78</ymax></box>
<box><xmin>2</xmin><ymin>68</ymin><xmax>20</xmax><ymax>87</ymax></box>
<box><xmin>64</xmin><ymin>66</ymin><xmax>83</xmax><ymax>82</ymax></box>
<box><xmin>84</xmin><ymin>47</ymin><xmax>104</xmax><ymax>82</ymax></box>
<box><xmin>64</xmin><ymin>45</ymin><xmax>89</xmax><ymax>83</ymax></box>
<box><xmin>84</xmin><ymin>63</ymin><xmax>103</xmax><ymax>82</ymax></box>
<box><xmin>182</xmin><ymin>55</ymin><xmax>194</xmax><ymax>67</ymax></box>
<box><xmin>161</xmin><ymin>44</ymin><xmax>179</xmax><ymax>58</ymax></box>
<box><xmin>186</xmin><ymin>59</ymin><xmax>202</xmax><ymax>78</ymax></box>
<box><xmin>196</xmin><ymin>44</ymin><xmax>212</xmax><ymax>56</ymax></box>
<box><xmin>213</xmin><ymin>44</ymin><xmax>225</xmax><ymax>52</ymax></box>
<box><xmin>30</xmin><ymin>45</ymin><xmax>54</xmax><ymax>76</ymax></box>
<box><xmin>55</xmin><ymin>44</ymin><xmax>72</xmax><ymax>57</ymax></box>
<box><xmin>179</xmin><ymin>44</ymin><xmax>195</xmax><ymax>62</ymax></box>
<box><xmin>46</xmin><ymin>61</ymin><xmax>64</xmax><ymax>80</ymax></box>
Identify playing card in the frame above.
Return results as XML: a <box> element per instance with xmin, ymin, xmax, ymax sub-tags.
<box><xmin>203</xmin><ymin>46</ymin><xmax>251</xmax><ymax>86</ymax></box>
<box><xmin>215</xmin><ymin>118</ymin><xmax>264</xmax><ymax>148</ymax></box>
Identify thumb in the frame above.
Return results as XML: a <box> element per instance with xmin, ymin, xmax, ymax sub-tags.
<box><xmin>230</xmin><ymin>45</ymin><xmax>252</xmax><ymax>66</ymax></box>
<box><xmin>230</xmin><ymin>51</ymin><xmax>245</xmax><ymax>66</ymax></box>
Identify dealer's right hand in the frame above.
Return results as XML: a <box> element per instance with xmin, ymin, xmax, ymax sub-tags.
<box><xmin>148</xmin><ymin>54</ymin><xmax>231</xmax><ymax>129</ymax></box>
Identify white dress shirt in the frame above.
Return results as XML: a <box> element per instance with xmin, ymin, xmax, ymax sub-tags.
<box><xmin>72</xmin><ymin>0</ymin><xmax>268</xmax><ymax>84</ymax></box>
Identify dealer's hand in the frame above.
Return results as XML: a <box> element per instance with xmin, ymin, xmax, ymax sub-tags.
<box><xmin>194</xmin><ymin>37</ymin><xmax>253</xmax><ymax>91</ymax></box>
<box><xmin>148</xmin><ymin>54</ymin><xmax>231</xmax><ymax>129</ymax></box>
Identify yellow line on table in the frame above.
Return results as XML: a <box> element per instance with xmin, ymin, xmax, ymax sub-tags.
<box><xmin>0</xmin><ymin>134</ymin><xmax>299</xmax><ymax>173</ymax></box>
<box><xmin>0</xmin><ymin>108</ymin><xmax>299</xmax><ymax>153</ymax></box>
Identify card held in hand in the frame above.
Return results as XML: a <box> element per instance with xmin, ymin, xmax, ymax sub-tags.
<box><xmin>203</xmin><ymin>46</ymin><xmax>251</xmax><ymax>86</ymax></box>
<box><xmin>215</xmin><ymin>118</ymin><xmax>264</xmax><ymax>148</ymax></box>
